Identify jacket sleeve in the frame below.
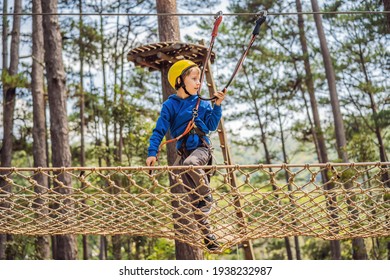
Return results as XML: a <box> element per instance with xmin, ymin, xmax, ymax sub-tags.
<box><xmin>202</xmin><ymin>103</ymin><xmax>222</xmax><ymax>132</ymax></box>
<box><xmin>147</xmin><ymin>103</ymin><xmax>171</xmax><ymax>157</ymax></box>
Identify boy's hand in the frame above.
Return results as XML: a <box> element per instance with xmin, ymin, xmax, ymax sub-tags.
<box><xmin>146</xmin><ymin>156</ymin><xmax>157</xmax><ymax>166</ymax></box>
<box><xmin>214</xmin><ymin>89</ymin><xmax>226</xmax><ymax>106</ymax></box>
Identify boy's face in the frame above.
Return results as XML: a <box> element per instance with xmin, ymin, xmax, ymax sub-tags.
<box><xmin>183</xmin><ymin>67</ymin><xmax>201</xmax><ymax>95</ymax></box>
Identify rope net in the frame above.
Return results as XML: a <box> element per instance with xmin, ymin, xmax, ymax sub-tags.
<box><xmin>0</xmin><ymin>162</ymin><xmax>389</xmax><ymax>252</ymax></box>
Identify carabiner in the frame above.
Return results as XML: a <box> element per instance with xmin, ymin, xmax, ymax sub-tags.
<box><xmin>256</xmin><ymin>10</ymin><xmax>268</xmax><ymax>18</ymax></box>
<box><xmin>253</xmin><ymin>10</ymin><xmax>267</xmax><ymax>36</ymax></box>
<box><xmin>214</xmin><ymin>10</ymin><xmax>223</xmax><ymax>19</ymax></box>
<box><xmin>192</xmin><ymin>108</ymin><xmax>199</xmax><ymax>118</ymax></box>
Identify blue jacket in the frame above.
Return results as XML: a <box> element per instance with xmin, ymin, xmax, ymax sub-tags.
<box><xmin>148</xmin><ymin>94</ymin><xmax>222</xmax><ymax>157</ymax></box>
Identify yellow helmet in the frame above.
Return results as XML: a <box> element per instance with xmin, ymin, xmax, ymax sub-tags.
<box><xmin>168</xmin><ymin>60</ymin><xmax>197</xmax><ymax>90</ymax></box>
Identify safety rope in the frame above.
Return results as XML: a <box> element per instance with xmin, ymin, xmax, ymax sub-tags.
<box><xmin>197</xmin><ymin>11</ymin><xmax>267</xmax><ymax>102</ymax></box>
<box><xmin>197</xmin><ymin>11</ymin><xmax>223</xmax><ymax>101</ymax></box>
<box><xmin>222</xmin><ymin>11</ymin><xmax>267</xmax><ymax>92</ymax></box>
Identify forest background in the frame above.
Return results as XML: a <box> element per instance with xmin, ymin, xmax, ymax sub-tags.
<box><xmin>0</xmin><ymin>0</ymin><xmax>389</xmax><ymax>260</ymax></box>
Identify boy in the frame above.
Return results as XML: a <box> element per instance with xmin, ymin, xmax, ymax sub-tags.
<box><xmin>146</xmin><ymin>59</ymin><xmax>226</xmax><ymax>250</ymax></box>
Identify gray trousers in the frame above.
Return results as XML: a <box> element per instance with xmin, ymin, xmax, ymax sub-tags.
<box><xmin>177</xmin><ymin>146</ymin><xmax>213</xmax><ymax>236</ymax></box>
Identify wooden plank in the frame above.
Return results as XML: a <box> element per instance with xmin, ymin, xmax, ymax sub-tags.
<box><xmin>134</xmin><ymin>57</ymin><xmax>160</xmax><ymax>71</ymax></box>
<box><xmin>128</xmin><ymin>42</ymin><xmax>212</xmax><ymax>64</ymax></box>
<box><xmin>156</xmin><ymin>52</ymin><xmax>178</xmax><ymax>63</ymax></box>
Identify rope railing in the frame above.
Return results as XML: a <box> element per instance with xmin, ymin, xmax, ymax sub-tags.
<box><xmin>0</xmin><ymin>162</ymin><xmax>389</xmax><ymax>252</ymax></box>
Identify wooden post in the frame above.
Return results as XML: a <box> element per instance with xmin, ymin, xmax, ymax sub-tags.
<box><xmin>203</xmin><ymin>58</ymin><xmax>255</xmax><ymax>260</ymax></box>
<box><xmin>156</xmin><ymin>0</ymin><xmax>203</xmax><ymax>260</ymax></box>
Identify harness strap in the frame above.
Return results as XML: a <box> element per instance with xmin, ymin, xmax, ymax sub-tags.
<box><xmin>178</xmin><ymin>127</ymin><xmax>210</xmax><ymax>156</ymax></box>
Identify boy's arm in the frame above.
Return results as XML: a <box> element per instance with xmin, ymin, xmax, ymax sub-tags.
<box><xmin>203</xmin><ymin>104</ymin><xmax>222</xmax><ymax>132</ymax></box>
<box><xmin>147</xmin><ymin>103</ymin><xmax>171</xmax><ymax>157</ymax></box>
<box><xmin>203</xmin><ymin>90</ymin><xmax>226</xmax><ymax>131</ymax></box>
<box><xmin>213</xmin><ymin>89</ymin><xmax>226</xmax><ymax>106</ymax></box>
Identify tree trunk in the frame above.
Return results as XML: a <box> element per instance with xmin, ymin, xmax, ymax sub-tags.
<box><xmin>41</xmin><ymin>0</ymin><xmax>77</xmax><ymax>260</ymax></box>
<box><xmin>118</xmin><ymin>15</ymin><xmax>131</xmax><ymax>165</ymax></box>
<box><xmin>1</xmin><ymin>0</ymin><xmax>21</xmax><ymax>166</ymax></box>
<box><xmin>295</xmin><ymin>0</ymin><xmax>329</xmax><ymax>165</ymax></box>
<box><xmin>1</xmin><ymin>0</ymin><xmax>7</xmax><ymax>69</ymax></box>
<box><xmin>296</xmin><ymin>0</ymin><xmax>340</xmax><ymax>260</ymax></box>
<box><xmin>310</xmin><ymin>0</ymin><xmax>367</xmax><ymax>260</ymax></box>
<box><xmin>78</xmin><ymin>0</ymin><xmax>89</xmax><ymax>261</ymax></box>
<box><xmin>112</xmin><ymin>235</ymin><xmax>121</xmax><ymax>260</ymax></box>
<box><xmin>0</xmin><ymin>0</ymin><xmax>21</xmax><ymax>260</ymax></box>
<box><xmin>0</xmin><ymin>0</ymin><xmax>9</xmax><ymax>260</ymax></box>
<box><xmin>357</xmin><ymin>43</ymin><xmax>389</xmax><ymax>187</ymax></box>
<box><xmin>241</xmin><ymin>64</ymin><xmax>287</xmax><ymax>258</ymax></box>
<box><xmin>378</xmin><ymin>2</ymin><xmax>389</xmax><ymax>253</ymax></box>
<box><xmin>99</xmin><ymin>236</ymin><xmax>107</xmax><ymax>260</ymax></box>
<box><xmin>274</xmin><ymin>90</ymin><xmax>301</xmax><ymax>260</ymax></box>
<box><xmin>113</xmin><ymin>0</ymin><xmax>122</xmax><ymax>154</ymax></box>
<box><xmin>99</xmin><ymin>0</ymin><xmax>110</xmax><ymax>167</ymax></box>
<box><xmin>388</xmin><ymin>240</ymin><xmax>390</xmax><ymax>260</ymax></box>
<box><xmin>310</xmin><ymin>0</ymin><xmax>342</xmax><ymax>260</ymax></box>
<box><xmin>111</xmin><ymin>17</ymin><xmax>133</xmax><ymax>260</ymax></box>
<box><xmin>310</xmin><ymin>0</ymin><xmax>347</xmax><ymax>162</ymax></box>
<box><xmin>32</xmin><ymin>0</ymin><xmax>50</xmax><ymax>259</ymax></box>
<box><xmin>384</xmin><ymin>0</ymin><xmax>390</xmax><ymax>32</ymax></box>
<box><xmin>156</xmin><ymin>0</ymin><xmax>203</xmax><ymax>260</ymax></box>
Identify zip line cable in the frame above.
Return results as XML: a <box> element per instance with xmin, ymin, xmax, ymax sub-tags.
<box><xmin>1</xmin><ymin>11</ymin><xmax>389</xmax><ymax>17</ymax></box>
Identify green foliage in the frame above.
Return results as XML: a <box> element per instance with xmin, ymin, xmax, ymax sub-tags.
<box><xmin>265</xmin><ymin>239</ymin><xmax>287</xmax><ymax>260</ymax></box>
<box><xmin>375</xmin><ymin>109</ymin><xmax>390</xmax><ymax>129</ymax></box>
<box><xmin>4</xmin><ymin>235</ymin><xmax>37</xmax><ymax>260</ymax></box>
<box><xmin>1</xmin><ymin>71</ymin><xmax>29</xmax><ymax>89</ymax></box>
<box><xmin>367</xmin><ymin>237</ymin><xmax>390</xmax><ymax>260</ymax></box>
<box><xmin>302</xmin><ymin>238</ymin><xmax>331</xmax><ymax>260</ymax></box>
<box><xmin>290</xmin><ymin>120</ymin><xmax>314</xmax><ymax>143</ymax></box>
<box><xmin>146</xmin><ymin>239</ymin><xmax>175</xmax><ymax>260</ymax></box>
<box><xmin>12</xmin><ymin>150</ymin><xmax>33</xmax><ymax>168</ymax></box>
<box><xmin>347</xmin><ymin>133</ymin><xmax>377</xmax><ymax>162</ymax></box>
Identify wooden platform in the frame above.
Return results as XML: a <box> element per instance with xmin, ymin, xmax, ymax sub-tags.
<box><xmin>127</xmin><ymin>41</ymin><xmax>215</xmax><ymax>71</ymax></box>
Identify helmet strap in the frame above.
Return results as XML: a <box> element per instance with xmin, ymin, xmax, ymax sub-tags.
<box><xmin>175</xmin><ymin>75</ymin><xmax>192</xmax><ymax>96</ymax></box>
<box><xmin>183</xmin><ymin>85</ymin><xmax>192</xmax><ymax>96</ymax></box>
